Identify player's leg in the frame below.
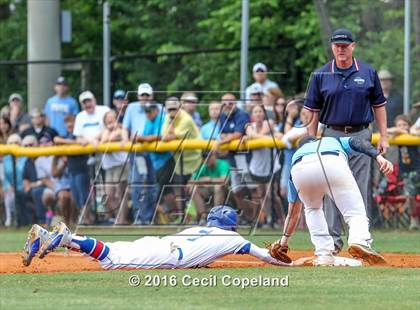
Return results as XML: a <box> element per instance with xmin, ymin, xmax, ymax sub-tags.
<box><xmin>302</xmin><ymin>199</ymin><xmax>335</xmax><ymax>264</ymax></box>
<box><xmin>291</xmin><ymin>159</ymin><xmax>334</xmax><ymax>265</ymax></box>
<box><xmin>38</xmin><ymin>222</ymin><xmax>110</xmax><ymax>262</ymax></box>
<box><xmin>22</xmin><ymin>224</ymin><xmax>51</xmax><ymax>266</ymax></box>
<box><xmin>324</xmin><ymin>156</ymin><xmax>385</xmax><ymax>264</ymax></box>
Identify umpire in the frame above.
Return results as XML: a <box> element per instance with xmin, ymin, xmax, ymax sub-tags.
<box><xmin>304</xmin><ymin>28</ymin><xmax>388</xmax><ymax>253</ymax></box>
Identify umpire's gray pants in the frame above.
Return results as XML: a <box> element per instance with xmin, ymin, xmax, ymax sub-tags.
<box><xmin>322</xmin><ymin>127</ymin><xmax>372</xmax><ymax>250</ymax></box>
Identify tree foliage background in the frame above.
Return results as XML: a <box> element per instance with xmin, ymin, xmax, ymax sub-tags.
<box><xmin>0</xmin><ymin>0</ymin><xmax>418</xmax><ymax>110</ymax></box>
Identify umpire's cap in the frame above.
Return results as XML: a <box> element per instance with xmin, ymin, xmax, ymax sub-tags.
<box><xmin>207</xmin><ymin>205</ymin><xmax>237</xmax><ymax>231</ymax></box>
<box><xmin>331</xmin><ymin>28</ymin><xmax>354</xmax><ymax>44</ymax></box>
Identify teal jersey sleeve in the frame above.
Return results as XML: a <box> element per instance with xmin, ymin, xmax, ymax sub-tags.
<box><xmin>337</xmin><ymin>137</ymin><xmax>354</xmax><ymax>155</ymax></box>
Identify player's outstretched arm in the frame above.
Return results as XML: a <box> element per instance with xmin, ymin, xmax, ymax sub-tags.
<box><xmin>344</xmin><ymin>137</ymin><xmax>393</xmax><ymax>176</ymax></box>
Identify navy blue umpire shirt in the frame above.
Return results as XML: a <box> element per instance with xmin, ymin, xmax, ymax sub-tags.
<box><xmin>304</xmin><ymin>58</ymin><xmax>386</xmax><ymax>126</ymax></box>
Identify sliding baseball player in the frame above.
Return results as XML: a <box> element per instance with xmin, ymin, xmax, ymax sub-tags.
<box><xmin>22</xmin><ymin>205</ymin><xmax>292</xmax><ymax>269</ymax></box>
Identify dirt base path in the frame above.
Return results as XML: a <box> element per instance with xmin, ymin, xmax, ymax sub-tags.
<box><xmin>1</xmin><ymin>251</ymin><xmax>419</xmax><ymax>274</ymax></box>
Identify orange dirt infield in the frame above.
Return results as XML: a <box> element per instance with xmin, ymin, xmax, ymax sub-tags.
<box><xmin>1</xmin><ymin>251</ymin><xmax>419</xmax><ymax>274</ymax></box>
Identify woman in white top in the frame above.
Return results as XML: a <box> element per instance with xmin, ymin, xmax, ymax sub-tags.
<box><xmin>246</xmin><ymin>104</ymin><xmax>283</xmax><ymax>226</ymax></box>
<box><xmin>97</xmin><ymin>110</ymin><xmax>129</xmax><ymax>224</ymax></box>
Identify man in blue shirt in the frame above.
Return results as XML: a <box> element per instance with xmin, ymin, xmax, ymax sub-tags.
<box><xmin>200</xmin><ymin>101</ymin><xmax>221</xmax><ymax>140</ymax></box>
<box><xmin>272</xmin><ymin>135</ymin><xmax>393</xmax><ymax>266</ymax></box>
<box><xmin>122</xmin><ymin>83</ymin><xmax>159</xmax><ymax>224</ymax></box>
<box><xmin>217</xmin><ymin>93</ymin><xmax>254</xmax><ymax>221</ymax></box>
<box><xmin>304</xmin><ymin>29</ymin><xmax>388</xmax><ymax>253</ymax></box>
<box><xmin>140</xmin><ymin>103</ymin><xmax>174</xmax><ymax>190</ymax></box>
<box><xmin>44</xmin><ymin>76</ymin><xmax>79</xmax><ymax>136</ymax></box>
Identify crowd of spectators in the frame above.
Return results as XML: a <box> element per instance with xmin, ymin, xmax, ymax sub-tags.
<box><xmin>0</xmin><ymin>63</ymin><xmax>419</xmax><ymax>229</ymax></box>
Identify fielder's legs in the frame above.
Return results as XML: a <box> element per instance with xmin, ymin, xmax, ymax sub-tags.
<box><xmin>322</xmin><ymin>156</ymin><xmax>372</xmax><ymax>247</ymax></box>
<box><xmin>290</xmin><ymin>156</ymin><xmax>335</xmax><ymax>257</ymax></box>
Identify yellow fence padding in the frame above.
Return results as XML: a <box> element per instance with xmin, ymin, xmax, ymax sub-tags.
<box><xmin>0</xmin><ymin>133</ymin><xmax>418</xmax><ymax>157</ymax></box>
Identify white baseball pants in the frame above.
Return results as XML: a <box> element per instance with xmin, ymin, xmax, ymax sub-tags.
<box><xmin>291</xmin><ymin>153</ymin><xmax>372</xmax><ymax>256</ymax></box>
<box><xmin>99</xmin><ymin>237</ymin><xmax>182</xmax><ymax>269</ymax></box>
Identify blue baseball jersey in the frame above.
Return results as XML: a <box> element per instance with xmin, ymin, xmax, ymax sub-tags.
<box><xmin>304</xmin><ymin>58</ymin><xmax>386</xmax><ymax>126</ymax></box>
<box><xmin>287</xmin><ymin>137</ymin><xmax>354</xmax><ymax>202</ymax></box>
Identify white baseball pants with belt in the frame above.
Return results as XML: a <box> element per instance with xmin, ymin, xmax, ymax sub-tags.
<box><xmin>291</xmin><ymin>153</ymin><xmax>372</xmax><ymax>256</ymax></box>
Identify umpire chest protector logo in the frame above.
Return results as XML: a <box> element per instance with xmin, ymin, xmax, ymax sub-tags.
<box><xmin>354</xmin><ymin>76</ymin><xmax>365</xmax><ymax>85</ymax></box>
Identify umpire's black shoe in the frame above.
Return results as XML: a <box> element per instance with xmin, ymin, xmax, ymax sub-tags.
<box><xmin>332</xmin><ymin>244</ymin><xmax>342</xmax><ymax>255</ymax></box>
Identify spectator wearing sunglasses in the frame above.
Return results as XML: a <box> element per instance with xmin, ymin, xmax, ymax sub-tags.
<box><xmin>162</xmin><ymin>97</ymin><xmax>201</xmax><ymax>215</ymax></box>
<box><xmin>216</xmin><ymin>93</ymin><xmax>255</xmax><ymax>222</ymax></box>
<box><xmin>162</xmin><ymin>97</ymin><xmax>201</xmax><ymax>184</ymax></box>
<box><xmin>112</xmin><ymin>89</ymin><xmax>127</xmax><ymax>124</ymax></box>
<box><xmin>180</xmin><ymin>92</ymin><xmax>202</xmax><ymax>127</ymax></box>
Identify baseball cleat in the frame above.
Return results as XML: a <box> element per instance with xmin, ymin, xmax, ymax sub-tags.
<box><xmin>22</xmin><ymin>224</ymin><xmax>50</xmax><ymax>267</ymax></box>
<box><xmin>348</xmin><ymin>244</ymin><xmax>386</xmax><ymax>265</ymax></box>
<box><xmin>39</xmin><ymin>222</ymin><xmax>72</xmax><ymax>259</ymax></box>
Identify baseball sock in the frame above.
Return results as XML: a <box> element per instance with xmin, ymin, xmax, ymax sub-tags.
<box><xmin>69</xmin><ymin>235</ymin><xmax>110</xmax><ymax>261</ymax></box>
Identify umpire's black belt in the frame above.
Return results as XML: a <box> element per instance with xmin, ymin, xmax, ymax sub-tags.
<box><xmin>293</xmin><ymin>151</ymin><xmax>340</xmax><ymax>166</ymax></box>
<box><xmin>327</xmin><ymin>124</ymin><xmax>368</xmax><ymax>133</ymax></box>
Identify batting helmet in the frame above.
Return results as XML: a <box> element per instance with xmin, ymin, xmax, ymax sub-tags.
<box><xmin>207</xmin><ymin>205</ymin><xmax>237</xmax><ymax>231</ymax></box>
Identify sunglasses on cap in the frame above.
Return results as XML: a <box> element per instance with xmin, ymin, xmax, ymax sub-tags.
<box><xmin>255</xmin><ymin>69</ymin><xmax>266</xmax><ymax>73</ymax></box>
<box><xmin>139</xmin><ymin>93</ymin><xmax>151</xmax><ymax>97</ymax></box>
<box><xmin>167</xmin><ymin>108</ymin><xmax>178</xmax><ymax>112</ymax></box>
<box><xmin>23</xmin><ymin>143</ymin><xmax>34</xmax><ymax>147</ymax></box>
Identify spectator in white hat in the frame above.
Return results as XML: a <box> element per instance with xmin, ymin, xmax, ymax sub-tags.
<box><xmin>121</xmin><ymin>83</ymin><xmax>160</xmax><ymax>225</ymax></box>
<box><xmin>180</xmin><ymin>92</ymin><xmax>202</xmax><ymax>127</ymax></box>
<box><xmin>245</xmin><ymin>62</ymin><xmax>282</xmax><ymax>107</ymax></box>
<box><xmin>8</xmin><ymin>93</ymin><xmax>31</xmax><ymax>133</ymax></box>
<box><xmin>245</xmin><ymin>84</ymin><xmax>276</xmax><ymax>120</ymax></box>
<box><xmin>73</xmin><ymin>90</ymin><xmax>110</xmax><ymax>145</ymax></box>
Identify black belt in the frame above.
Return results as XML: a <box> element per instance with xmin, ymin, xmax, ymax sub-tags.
<box><xmin>293</xmin><ymin>151</ymin><xmax>340</xmax><ymax>166</ymax></box>
<box><xmin>327</xmin><ymin>124</ymin><xmax>368</xmax><ymax>133</ymax></box>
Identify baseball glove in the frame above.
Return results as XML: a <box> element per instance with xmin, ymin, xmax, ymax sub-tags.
<box><xmin>265</xmin><ymin>242</ymin><xmax>292</xmax><ymax>264</ymax></box>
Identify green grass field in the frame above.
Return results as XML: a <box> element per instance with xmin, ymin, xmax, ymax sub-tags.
<box><xmin>1</xmin><ymin>228</ymin><xmax>419</xmax><ymax>310</ymax></box>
